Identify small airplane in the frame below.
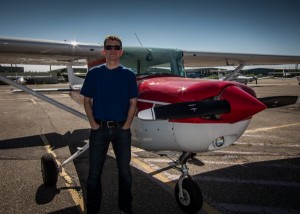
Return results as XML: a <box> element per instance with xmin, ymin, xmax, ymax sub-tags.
<box><xmin>218</xmin><ymin>71</ymin><xmax>257</xmax><ymax>84</ymax></box>
<box><xmin>233</xmin><ymin>74</ymin><xmax>257</xmax><ymax>84</ymax></box>
<box><xmin>14</xmin><ymin>76</ymin><xmax>27</xmax><ymax>85</ymax></box>
<box><xmin>0</xmin><ymin>37</ymin><xmax>299</xmax><ymax>213</ymax></box>
<box><xmin>5</xmin><ymin>75</ymin><xmax>27</xmax><ymax>85</ymax></box>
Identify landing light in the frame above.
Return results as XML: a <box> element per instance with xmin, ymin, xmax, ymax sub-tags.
<box><xmin>213</xmin><ymin>136</ymin><xmax>225</xmax><ymax>148</ymax></box>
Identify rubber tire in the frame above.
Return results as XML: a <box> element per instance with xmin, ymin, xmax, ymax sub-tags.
<box><xmin>175</xmin><ymin>178</ymin><xmax>203</xmax><ymax>214</ymax></box>
<box><xmin>41</xmin><ymin>153</ymin><xmax>58</xmax><ymax>187</ymax></box>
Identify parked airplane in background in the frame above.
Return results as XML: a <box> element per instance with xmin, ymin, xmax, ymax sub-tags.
<box><xmin>233</xmin><ymin>74</ymin><xmax>257</xmax><ymax>84</ymax></box>
<box><xmin>218</xmin><ymin>71</ymin><xmax>257</xmax><ymax>84</ymax></box>
<box><xmin>14</xmin><ymin>76</ymin><xmax>27</xmax><ymax>85</ymax></box>
<box><xmin>0</xmin><ymin>37</ymin><xmax>299</xmax><ymax>213</ymax></box>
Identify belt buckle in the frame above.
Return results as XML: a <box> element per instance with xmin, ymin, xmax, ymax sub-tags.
<box><xmin>107</xmin><ymin>121</ymin><xmax>114</xmax><ymax>128</ymax></box>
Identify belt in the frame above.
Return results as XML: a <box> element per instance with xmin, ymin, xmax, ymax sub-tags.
<box><xmin>95</xmin><ymin>119</ymin><xmax>125</xmax><ymax>128</ymax></box>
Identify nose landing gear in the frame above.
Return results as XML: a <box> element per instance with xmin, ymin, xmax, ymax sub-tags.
<box><xmin>173</xmin><ymin>152</ymin><xmax>203</xmax><ymax>213</ymax></box>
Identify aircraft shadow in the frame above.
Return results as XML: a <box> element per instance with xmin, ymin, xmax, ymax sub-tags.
<box><xmin>187</xmin><ymin>156</ymin><xmax>300</xmax><ymax>213</ymax></box>
<box><xmin>0</xmin><ymin>135</ymin><xmax>46</xmax><ymax>150</ymax></box>
<box><xmin>0</xmin><ymin>129</ymin><xmax>90</xmax><ymax>150</ymax></box>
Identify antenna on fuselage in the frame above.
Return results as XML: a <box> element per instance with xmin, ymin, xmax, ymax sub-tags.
<box><xmin>134</xmin><ymin>33</ymin><xmax>143</xmax><ymax>47</ymax></box>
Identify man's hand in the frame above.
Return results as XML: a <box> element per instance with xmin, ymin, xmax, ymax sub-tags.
<box><xmin>122</xmin><ymin>123</ymin><xmax>131</xmax><ymax>130</ymax></box>
<box><xmin>91</xmin><ymin>122</ymin><xmax>100</xmax><ymax>130</ymax></box>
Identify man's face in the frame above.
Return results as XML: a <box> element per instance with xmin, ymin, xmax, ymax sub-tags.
<box><xmin>103</xmin><ymin>39</ymin><xmax>123</xmax><ymax>60</ymax></box>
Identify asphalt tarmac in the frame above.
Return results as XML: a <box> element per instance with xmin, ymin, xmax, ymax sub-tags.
<box><xmin>0</xmin><ymin>77</ymin><xmax>299</xmax><ymax>214</ymax></box>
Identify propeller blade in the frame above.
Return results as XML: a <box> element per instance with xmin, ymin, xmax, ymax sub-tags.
<box><xmin>258</xmin><ymin>96</ymin><xmax>299</xmax><ymax>108</ymax></box>
<box><xmin>138</xmin><ymin>100</ymin><xmax>231</xmax><ymax>120</ymax></box>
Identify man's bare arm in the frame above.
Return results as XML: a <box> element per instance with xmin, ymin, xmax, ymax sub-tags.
<box><xmin>123</xmin><ymin>98</ymin><xmax>137</xmax><ymax>129</ymax></box>
<box><xmin>83</xmin><ymin>96</ymin><xmax>99</xmax><ymax>130</ymax></box>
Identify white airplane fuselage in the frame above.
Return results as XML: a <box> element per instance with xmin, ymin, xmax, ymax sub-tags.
<box><xmin>131</xmin><ymin>117</ymin><xmax>251</xmax><ymax>153</ymax></box>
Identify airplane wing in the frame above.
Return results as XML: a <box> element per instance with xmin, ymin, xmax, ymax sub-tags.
<box><xmin>1</xmin><ymin>37</ymin><xmax>300</xmax><ymax>68</ymax></box>
<box><xmin>0</xmin><ymin>37</ymin><xmax>103</xmax><ymax>66</ymax></box>
<box><xmin>183</xmin><ymin>50</ymin><xmax>300</xmax><ymax>67</ymax></box>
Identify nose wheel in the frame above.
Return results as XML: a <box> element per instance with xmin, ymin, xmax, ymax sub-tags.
<box><xmin>41</xmin><ymin>153</ymin><xmax>58</xmax><ymax>187</ymax></box>
<box><xmin>175</xmin><ymin>178</ymin><xmax>203</xmax><ymax>213</ymax></box>
<box><xmin>173</xmin><ymin>152</ymin><xmax>203</xmax><ymax>213</ymax></box>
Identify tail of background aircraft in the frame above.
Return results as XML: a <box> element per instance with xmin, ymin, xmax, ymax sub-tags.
<box><xmin>218</xmin><ymin>72</ymin><xmax>225</xmax><ymax>80</ymax></box>
<box><xmin>66</xmin><ymin>65</ymin><xmax>85</xmax><ymax>89</ymax></box>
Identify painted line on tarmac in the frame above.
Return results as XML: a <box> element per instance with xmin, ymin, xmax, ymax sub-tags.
<box><xmin>245</xmin><ymin>123</ymin><xmax>300</xmax><ymax>133</ymax></box>
<box><xmin>131</xmin><ymin>157</ymin><xmax>175</xmax><ymax>187</ymax></box>
<box><xmin>217</xmin><ymin>203</ymin><xmax>300</xmax><ymax>214</ymax></box>
<box><xmin>30</xmin><ymin>98</ymin><xmax>37</xmax><ymax>104</ymax></box>
<box><xmin>142</xmin><ymin>158</ymin><xmax>247</xmax><ymax>168</ymax></box>
<box><xmin>40</xmin><ymin>134</ymin><xmax>85</xmax><ymax>214</ymax></box>
<box><xmin>213</xmin><ymin>150</ymin><xmax>284</xmax><ymax>155</ymax></box>
<box><xmin>193</xmin><ymin>175</ymin><xmax>300</xmax><ymax>188</ymax></box>
<box><xmin>235</xmin><ymin>141</ymin><xmax>300</xmax><ymax>148</ymax></box>
<box><xmin>0</xmin><ymin>97</ymin><xmax>33</xmax><ymax>101</ymax></box>
<box><xmin>142</xmin><ymin>157</ymin><xmax>300</xmax><ymax>169</ymax></box>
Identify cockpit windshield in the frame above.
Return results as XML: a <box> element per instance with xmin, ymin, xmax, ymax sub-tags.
<box><xmin>120</xmin><ymin>47</ymin><xmax>185</xmax><ymax>77</ymax></box>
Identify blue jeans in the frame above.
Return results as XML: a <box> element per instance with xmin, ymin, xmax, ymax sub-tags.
<box><xmin>86</xmin><ymin>126</ymin><xmax>132</xmax><ymax>214</ymax></box>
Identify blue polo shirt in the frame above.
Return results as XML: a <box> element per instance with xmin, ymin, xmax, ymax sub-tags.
<box><xmin>80</xmin><ymin>64</ymin><xmax>138</xmax><ymax>121</ymax></box>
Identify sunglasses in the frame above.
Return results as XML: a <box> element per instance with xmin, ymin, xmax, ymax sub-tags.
<box><xmin>105</xmin><ymin>45</ymin><xmax>122</xmax><ymax>50</ymax></box>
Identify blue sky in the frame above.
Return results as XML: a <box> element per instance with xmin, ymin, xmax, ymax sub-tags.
<box><xmin>1</xmin><ymin>0</ymin><xmax>300</xmax><ymax>71</ymax></box>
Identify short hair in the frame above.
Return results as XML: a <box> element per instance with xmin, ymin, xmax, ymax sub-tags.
<box><xmin>104</xmin><ymin>35</ymin><xmax>122</xmax><ymax>47</ymax></box>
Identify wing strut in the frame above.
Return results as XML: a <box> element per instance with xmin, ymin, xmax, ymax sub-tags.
<box><xmin>223</xmin><ymin>64</ymin><xmax>244</xmax><ymax>81</ymax></box>
<box><xmin>0</xmin><ymin>75</ymin><xmax>90</xmax><ymax>168</ymax></box>
<box><xmin>0</xmin><ymin>75</ymin><xmax>88</xmax><ymax>121</ymax></box>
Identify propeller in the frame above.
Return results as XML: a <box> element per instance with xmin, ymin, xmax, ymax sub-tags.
<box><xmin>138</xmin><ymin>100</ymin><xmax>231</xmax><ymax>120</ymax></box>
<box><xmin>138</xmin><ymin>96</ymin><xmax>299</xmax><ymax>121</ymax></box>
<box><xmin>258</xmin><ymin>96</ymin><xmax>299</xmax><ymax>108</ymax></box>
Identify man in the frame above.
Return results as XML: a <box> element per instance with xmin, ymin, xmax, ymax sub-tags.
<box><xmin>80</xmin><ymin>35</ymin><xmax>138</xmax><ymax>214</ymax></box>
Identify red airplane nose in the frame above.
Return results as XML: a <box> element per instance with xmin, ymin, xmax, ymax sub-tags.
<box><xmin>220</xmin><ymin>85</ymin><xmax>267</xmax><ymax>123</ymax></box>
